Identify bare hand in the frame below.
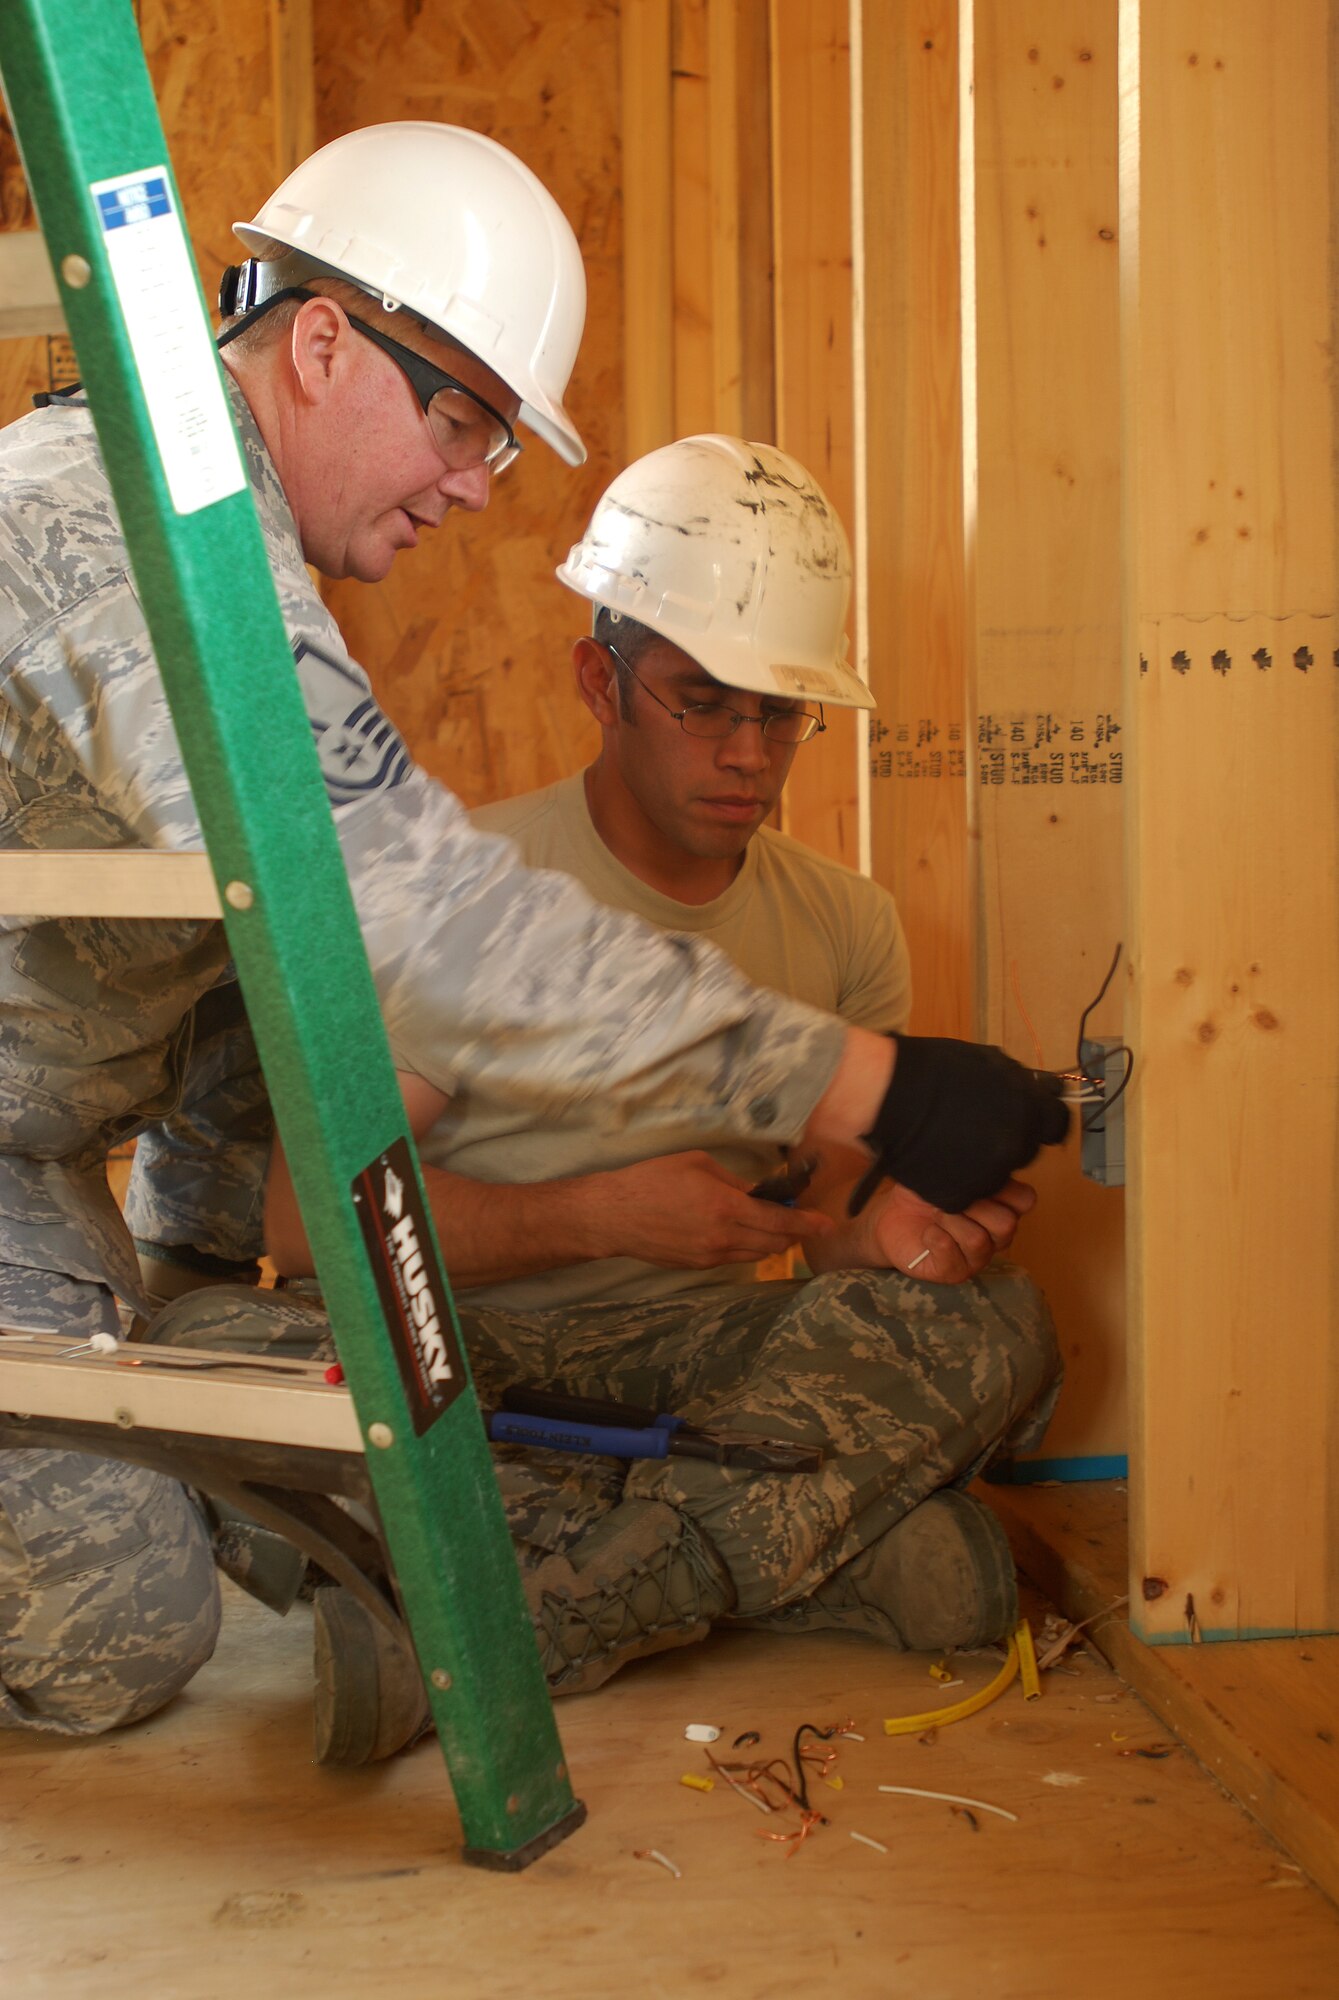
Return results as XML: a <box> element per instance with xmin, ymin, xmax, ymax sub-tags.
<box><xmin>588</xmin><ymin>1152</ymin><xmax>834</xmax><ymax>1269</ymax></box>
<box><xmin>860</xmin><ymin>1177</ymin><xmax>1035</xmax><ymax>1283</ymax></box>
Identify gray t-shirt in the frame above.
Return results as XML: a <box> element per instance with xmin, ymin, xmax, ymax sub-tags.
<box><xmin>419</xmin><ymin>772</ymin><xmax>910</xmax><ymax>1310</ymax></box>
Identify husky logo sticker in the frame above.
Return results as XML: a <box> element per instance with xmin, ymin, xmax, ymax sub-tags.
<box><xmin>294</xmin><ymin>637</ymin><xmax>412</xmax><ymax>804</ymax></box>
<box><xmin>352</xmin><ymin>1136</ymin><xmax>466</xmax><ymax>1433</ymax></box>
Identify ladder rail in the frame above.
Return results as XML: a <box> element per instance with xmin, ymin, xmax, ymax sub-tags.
<box><xmin>0</xmin><ymin>1</ymin><xmax>582</xmax><ymax>1868</ymax></box>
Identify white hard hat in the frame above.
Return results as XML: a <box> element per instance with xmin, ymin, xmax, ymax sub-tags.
<box><xmin>231</xmin><ymin>123</ymin><xmax>587</xmax><ymax>465</ymax></box>
<box><xmin>556</xmin><ymin>435</ymin><xmax>872</xmax><ymax>708</ymax></box>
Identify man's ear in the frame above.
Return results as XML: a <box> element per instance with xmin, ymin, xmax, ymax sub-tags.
<box><xmin>288</xmin><ymin>295</ymin><xmax>349</xmax><ymax>406</ymax></box>
<box><xmin>573</xmin><ymin>636</ymin><xmax>620</xmax><ymax>725</ymax></box>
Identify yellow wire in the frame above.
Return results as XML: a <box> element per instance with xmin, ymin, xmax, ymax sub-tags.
<box><xmin>1015</xmin><ymin>1616</ymin><xmax>1041</xmax><ymax>1700</ymax></box>
<box><xmin>883</xmin><ymin>1638</ymin><xmax>1020</xmax><ymax>1736</ymax></box>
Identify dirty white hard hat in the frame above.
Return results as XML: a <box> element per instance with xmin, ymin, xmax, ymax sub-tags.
<box><xmin>556</xmin><ymin>435</ymin><xmax>873</xmax><ymax>708</ymax></box>
<box><xmin>230</xmin><ymin>122</ymin><xmax>587</xmax><ymax>465</ymax></box>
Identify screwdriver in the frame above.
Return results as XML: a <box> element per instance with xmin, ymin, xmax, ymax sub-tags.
<box><xmin>488</xmin><ymin>1384</ymin><xmax>824</xmax><ymax>1474</ymax></box>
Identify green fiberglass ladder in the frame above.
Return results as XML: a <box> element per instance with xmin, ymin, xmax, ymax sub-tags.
<box><xmin>0</xmin><ymin>0</ymin><xmax>583</xmax><ymax>1869</ymax></box>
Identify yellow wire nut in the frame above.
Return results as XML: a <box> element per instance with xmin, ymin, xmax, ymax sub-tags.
<box><xmin>883</xmin><ymin>1638</ymin><xmax>1020</xmax><ymax>1736</ymax></box>
<box><xmin>1015</xmin><ymin>1617</ymin><xmax>1041</xmax><ymax>1701</ymax></box>
<box><xmin>679</xmin><ymin>1773</ymin><xmax>715</xmax><ymax>1793</ymax></box>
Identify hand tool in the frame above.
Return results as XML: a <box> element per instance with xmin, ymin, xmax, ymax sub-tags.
<box><xmin>488</xmin><ymin>1383</ymin><xmax>824</xmax><ymax>1473</ymax></box>
<box><xmin>748</xmin><ymin>1153</ymin><xmax>818</xmax><ymax>1205</ymax></box>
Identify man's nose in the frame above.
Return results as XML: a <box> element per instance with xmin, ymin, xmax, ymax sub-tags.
<box><xmin>718</xmin><ymin>716</ymin><xmax>772</xmax><ymax>771</ymax></box>
<box><xmin>439</xmin><ymin>460</ymin><xmax>491</xmax><ymax>513</ymax></box>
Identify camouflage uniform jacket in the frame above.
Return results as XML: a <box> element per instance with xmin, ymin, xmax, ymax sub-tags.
<box><xmin>0</xmin><ymin>384</ymin><xmax>844</xmax><ymax>1328</ymax></box>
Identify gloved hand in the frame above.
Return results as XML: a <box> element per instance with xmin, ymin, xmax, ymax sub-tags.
<box><xmin>847</xmin><ymin>1034</ymin><xmax>1070</xmax><ymax>1217</ymax></box>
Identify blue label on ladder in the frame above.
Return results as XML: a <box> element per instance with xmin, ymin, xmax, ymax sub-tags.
<box><xmin>351</xmin><ymin>1135</ymin><xmax>466</xmax><ymax>1434</ymax></box>
<box><xmin>95</xmin><ymin>175</ymin><xmax>171</xmax><ymax>229</ymax></box>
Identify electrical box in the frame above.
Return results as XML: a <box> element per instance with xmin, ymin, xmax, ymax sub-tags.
<box><xmin>1079</xmin><ymin>1037</ymin><xmax>1125</xmax><ymax>1187</ymax></box>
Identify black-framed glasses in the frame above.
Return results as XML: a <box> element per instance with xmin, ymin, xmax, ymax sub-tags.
<box><xmin>607</xmin><ymin>643</ymin><xmax>826</xmax><ymax>744</ymax></box>
<box><xmin>218</xmin><ymin>283</ymin><xmax>521</xmax><ymax>473</ymax></box>
<box><xmin>343</xmin><ymin>311</ymin><xmax>522</xmax><ymax>474</ymax></box>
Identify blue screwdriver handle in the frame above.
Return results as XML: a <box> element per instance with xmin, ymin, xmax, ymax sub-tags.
<box><xmin>487</xmin><ymin>1410</ymin><xmax>672</xmax><ymax>1460</ymax></box>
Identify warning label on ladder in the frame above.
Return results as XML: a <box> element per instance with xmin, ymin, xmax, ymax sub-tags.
<box><xmin>89</xmin><ymin>165</ymin><xmax>245</xmax><ymax>516</ymax></box>
<box><xmin>352</xmin><ymin>1136</ymin><xmax>466</xmax><ymax>1434</ymax></box>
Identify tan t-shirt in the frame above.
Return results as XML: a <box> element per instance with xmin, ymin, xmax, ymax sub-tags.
<box><xmin>421</xmin><ymin>771</ymin><xmax>912</xmax><ymax>1310</ymax></box>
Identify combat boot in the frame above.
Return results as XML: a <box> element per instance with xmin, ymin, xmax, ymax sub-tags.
<box><xmin>310</xmin><ymin>1501</ymin><xmax>736</xmax><ymax>1765</ymax></box>
<box><xmin>204</xmin><ymin>1496</ymin><xmax>309</xmax><ymax>1615</ymax></box>
<box><xmin>732</xmin><ymin>1489</ymin><xmax>1018</xmax><ymax>1652</ymax></box>
<box><xmin>526</xmin><ymin>1499</ymin><xmax>736</xmax><ymax>1694</ymax></box>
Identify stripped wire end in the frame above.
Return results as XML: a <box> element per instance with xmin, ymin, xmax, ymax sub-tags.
<box><xmin>632</xmin><ymin>1847</ymin><xmax>682</xmax><ymax>1880</ymax></box>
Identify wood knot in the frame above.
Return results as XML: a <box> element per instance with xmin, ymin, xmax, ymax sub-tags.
<box><xmin>1141</xmin><ymin>1576</ymin><xmax>1168</xmax><ymax>1601</ymax></box>
<box><xmin>1252</xmin><ymin>1008</ymin><xmax>1279</xmax><ymax>1031</ymax></box>
<box><xmin>1174</xmin><ymin>967</ymin><xmax>1194</xmax><ymax>986</ymax></box>
<box><xmin>1196</xmin><ymin>1020</ymin><xmax>1218</xmax><ymax>1045</ymax></box>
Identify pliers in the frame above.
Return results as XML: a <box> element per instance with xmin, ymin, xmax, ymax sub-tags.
<box><xmin>486</xmin><ymin>1384</ymin><xmax>824</xmax><ymax>1474</ymax></box>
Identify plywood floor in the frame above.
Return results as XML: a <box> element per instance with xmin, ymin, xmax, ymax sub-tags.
<box><xmin>3</xmin><ymin>1569</ymin><xmax>1337</xmax><ymax>1999</ymax></box>
<box><xmin>991</xmin><ymin>1478</ymin><xmax>1339</xmax><ymax>1913</ymax></box>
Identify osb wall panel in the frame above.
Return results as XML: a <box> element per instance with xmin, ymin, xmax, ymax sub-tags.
<box><xmin>315</xmin><ymin>1</ymin><xmax>621</xmax><ymax>807</ymax></box>
<box><xmin>0</xmin><ymin>0</ymin><xmax>280</xmax><ymax>426</ymax></box>
<box><xmin>0</xmin><ymin>83</ymin><xmax>45</xmax><ymax>421</ymax></box>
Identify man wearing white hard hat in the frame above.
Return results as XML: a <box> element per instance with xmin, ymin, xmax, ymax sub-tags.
<box><xmin>423</xmin><ymin>435</ymin><xmax>1038</xmax><ymax>1296</ymax></box>
<box><xmin>0</xmin><ymin>122</ymin><xmax>1066</xmax><ymax>1758</ymax></box>
<box><xmin>271</xmin><ymin>439</ymin><xmax>1063</xmax><ymax>1755</ymax></box>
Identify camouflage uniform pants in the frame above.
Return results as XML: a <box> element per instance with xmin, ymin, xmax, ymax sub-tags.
<box><xmin>0</xmin><ymin>1452</ymin><xmax>220</xmax><ymax>1736</ymax></box>
<box><xmin>0</xmin><ymin>1261</ymin><xmax>1058</xmax><ymax>1733</ymax></box>
<box><xmin>145</xmin><ymin>1259</ymin><xmax>1059</xmax><ymax>1621</ymax></box>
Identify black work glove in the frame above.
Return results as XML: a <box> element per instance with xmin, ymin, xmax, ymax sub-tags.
<box><xmin>848</xmin><ymin>1034</ymin><xmax>1070</xmax><ymax>1217</ymax></box>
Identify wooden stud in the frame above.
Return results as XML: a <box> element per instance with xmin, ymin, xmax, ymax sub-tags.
<box><xmin>769</xmin><ymin>0</ymin><xmax>858</xmax><ymax>867</ymax></box>
<box><xmin>1121</xmin><ymin>0</ymin><xmax>1339</xmax><ymax>1637</ymax></box>
<box><xmin>707</xmin><ymin>0</ymin><xmax>774</xmax><ymax>440</ymax></box>
<box><xmin>855</xmin><ymin>0</ymin><xmax>972</xmax><ymax>1035</ymax></box>
<box><xmin>671</xmin><ymin>0</ymin><xmax>715</xmax><ymax>437</ymax></box>
<box><xmin>970</xmin><ymin>0</ymin><xmax>1126</xmax><ymax>1460</ymax></box>
<box><xmin>621</xmin><ymin>0</ymin><xmax>675</xmax><ymax>461</ymax></box>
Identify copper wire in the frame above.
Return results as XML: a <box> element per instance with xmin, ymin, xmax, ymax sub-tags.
<box><xmin>706</xmin><ymin>1718</ymin><xmax>855</xmax><ymax>1855</ymax></box>
<box><xmin>759</xmin><ymin>1807</ymin><xmax>825</xmax><ymax>1856</ymax></box>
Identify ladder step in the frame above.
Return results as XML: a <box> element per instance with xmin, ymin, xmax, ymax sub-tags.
<box><xmin>0</xmin><ymin>850</ymin><xmax>218</xmax><ymax>917</ymax></box>
<box><xmin>0</xmin><ymin>1333</ymin><xmax>360</xmax><ymax>1451</ymax></box>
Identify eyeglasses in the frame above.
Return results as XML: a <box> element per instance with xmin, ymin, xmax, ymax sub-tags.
<box><xmin>343</xmin><ymin>311</ymin><xmax>522</xmax><ymax>474</ymax></box>
<box><xmin>606</xmin><ymin>644</ymin><xmax>826</xmax><ymax>745</ymax></box>
<box><xmin>219</xmin><ymin>283</ymin><xmax>522</xmax><ymax>473</ymax></box>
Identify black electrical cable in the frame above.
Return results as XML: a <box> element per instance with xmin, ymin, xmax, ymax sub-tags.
<box><xmin>1076</xmin><ymin>942</ymin><xmax>1122</xmax><ymax>1076</ymax></box>
<box><xmin>1075</xmin><ymin>943</ymin><xmax>1135</xmax><ymax>1133</ymax></box>
<box><xmin>791</xmin><ymin>1720</ymin><xmax>847</xmax><ymax>1818</ymax></box>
